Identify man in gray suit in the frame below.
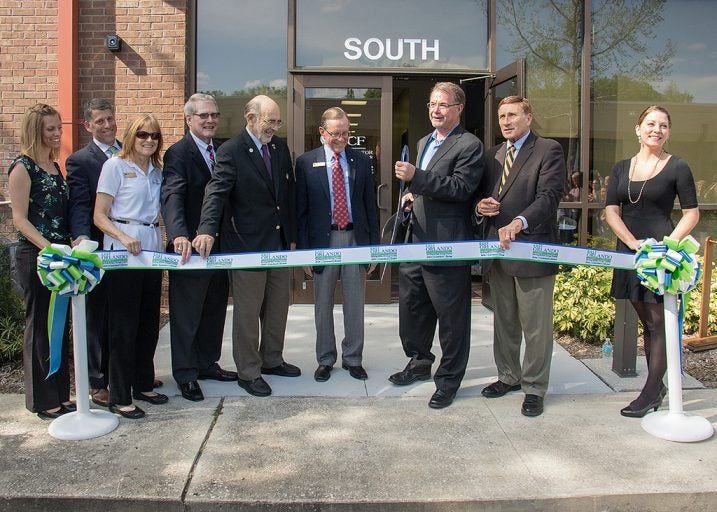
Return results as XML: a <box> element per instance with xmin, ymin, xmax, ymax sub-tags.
<box><xmin>295</xmin><ymin>107</ymin><xmax>380</xmax><ymax>382</ymax></box>
<box><xmin>476</xmin><ymin>96</ymin><xmax>565</xmax><ymax>417</ymax></box>
<box><xmin>391</xmin><ymin>82</ymin><xmax>484</xmax><ymax>409</ymax></box>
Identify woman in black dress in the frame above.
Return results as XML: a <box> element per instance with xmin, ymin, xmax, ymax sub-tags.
<box><xmin>8</xmin><ymin>104</ymin><xmax>74</xmax><ymax>419</ymax></box>
<box><xmin>605</xmin><ymin>105</ymin><xmax>699</xmax><ymax>418</ymax></box>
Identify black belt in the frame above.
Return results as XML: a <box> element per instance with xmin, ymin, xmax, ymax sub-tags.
<box><xmin>330</xmin><ymin>223</ymin><xmax>353</xmax><ymax>231</ymax></box>
<box><xmin>111</xmin><ymin>217</ymin><xmax>158</xmax><ymax>228</ymax></box>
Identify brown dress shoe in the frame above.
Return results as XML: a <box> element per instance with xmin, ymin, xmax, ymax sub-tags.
<box><xmin>90</xmin><ymin>388</ymin><xmax>109</xmax><ymax>407</ymax></box>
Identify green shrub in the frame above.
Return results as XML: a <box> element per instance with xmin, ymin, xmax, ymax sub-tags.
<box><xmin>554</xmin><ymin>265</ymin><xmax>615</xmax><ymax>344</ymax></box>
<box><xmin>554</xmin><ymin>254</ymin><xmax>717</xmax><ymax>344</ymax></box>
<box><xmin>0</xmin><ymin>240</ymin><xmax>24</xmax><ymax>364</ymax></box>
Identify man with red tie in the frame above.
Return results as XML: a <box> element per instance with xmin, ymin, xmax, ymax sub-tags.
<box><xmin>295</xmin><ymin>107</ymin><xmax>379</xmax><ymax>382</ymax></box>
<box><xmin>161</xmin><ymin>93</ymin><xmax>236</xmax><ymax>402</ymax></box>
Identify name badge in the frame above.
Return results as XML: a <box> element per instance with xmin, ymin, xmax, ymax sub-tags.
<box><xmin>123</xmin><ymin>171</ymin><xmax>137</xmax><ymax>178</ymax></box>
<box><xmin>312</xmin><ymin>162</ymin><xmax>326</xmax><ymax>167</ymax></box>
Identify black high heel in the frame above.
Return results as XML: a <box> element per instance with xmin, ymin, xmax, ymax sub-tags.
<box><xmin>620</xmin><ymin>396</ymin><xmax>663</xmax><ymax>418</ymax></box>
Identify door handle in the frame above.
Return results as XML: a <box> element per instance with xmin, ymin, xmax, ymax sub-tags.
<box><xmin>376</xmin><ymin>183</ymin><xmax>387</xmax><ymax>210</ymax></box>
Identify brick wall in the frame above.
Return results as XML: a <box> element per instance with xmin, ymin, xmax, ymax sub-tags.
<box><xmin>77</xmin><ymin>0</ymin><xmax>187</xmax><ymax>146</ymax></box>
<box><xmin>0</xmin><ymin>1</ymin><xmax>60</xmax><ymax>238</ymax></box>
<box><xmin>0</xmin><ymin>0</ymin><xmax>188</xmax><ymax>240</ymax></box>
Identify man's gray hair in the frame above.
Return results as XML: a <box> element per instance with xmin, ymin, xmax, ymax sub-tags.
<box><xmin>184</xmin><ymin>93</ymin><xmax>217</xmax><ymax>116</ymax></box>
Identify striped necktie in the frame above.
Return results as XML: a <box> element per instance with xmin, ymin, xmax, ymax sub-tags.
<box><xmin>499</xmin><ymin>144</ymin><xmax>515</xmax><ymax>195</ymax></box>
<box><xmin>207</xmin><ymin>144</ymin><xmax>215</xmax><ymax>172</ymax></box>
<box><xmin>106</xmin><ymin>145</ymin><xmax>119</xmax><ymax>157</ymax></box>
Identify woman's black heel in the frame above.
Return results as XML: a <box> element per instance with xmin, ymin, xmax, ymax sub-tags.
<box><xmin>620</xmin><ymin>396</ymin><xmax>663</xmax><ymax>418</ymax></box>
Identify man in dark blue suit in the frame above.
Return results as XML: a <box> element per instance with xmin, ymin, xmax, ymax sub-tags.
<box><xmin>295</xmin><ymin>107</ymin><xmax>379</xmax><ymax>382</ymax></box>
<box><xmin>161</xmin><ymin>93</ymin><xmax>236</xmax><ymax>402</ymax></box>
<box><xmin>66</xmin><ymin>98</ymin><xmax>121</xmax><ymax>407</ymax></box>
<box><xmin>392</xmin><ymin>83</ymin><xmax>484</xmax><ymax>409</ymax></box>
<box><xmin>194</xmin><ymin>95</ymin><xmax>300</xmax><ymax>398</ymax></box>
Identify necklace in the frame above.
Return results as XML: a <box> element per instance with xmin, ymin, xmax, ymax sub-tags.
<box><xmin>627</xmin><ymin>150</ymin><xmax>664</xmax><ymax>204</ymax></box>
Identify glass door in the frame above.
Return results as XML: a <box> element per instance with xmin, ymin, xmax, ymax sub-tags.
<box><xmin>291</xmin><ymin>74</ymin><xmax>393</xmax><ymax>304</ymax></box>
<box><xmin>482</xmin><ymin>60</ymin><xmax>526</xmax><ymax>309</ymax></box>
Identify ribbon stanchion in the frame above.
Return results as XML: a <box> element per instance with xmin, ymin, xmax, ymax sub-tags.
<box><xmin>636</xmin><ymin>236</ymin><xmax>714</xmax><ymax>442</ymax></box>
<box><xmin>37</xmin><ymin>240</ymin><xmax>119</xmax><ymax>440</ymax></box>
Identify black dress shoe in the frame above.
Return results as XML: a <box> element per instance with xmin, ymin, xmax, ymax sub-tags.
<box><xmin>388</xmin><ymin>361</ymin><xmax>431</xmax><ymax>386</ymax></box>
<box><xmin>521</xmin><ymin>394</ymin><xmax>544</xmax><ymax>417</ymax></box>
<box><xmin>481</xmin><ymin>380</ymin><xmax>521</xmax><ymax>398</ymax></box>
<box><xmin>60</xmin><ymin>402</ymin><xmax>77</xmax><ymax>413</ymax></box>
<box><xmin>109</xmin><ymin>404</ymin><xmax>146</xmax><ymax>419</ymax></box>
<box><xmin>37</xmin><ymin>409</ymin><xmax>64</xmax><ymax>420</ymax></box>
<box><xmin>198</xmin><ymin>366</ymin><xmax>239</xmax><ymax>382</ymax></box>
<box><xmin>179</xmin><ymin>380</ymin><xmax>204</xmax><ymax>402</ymax></box>
<box><xmin>314</xmin><ymin>365</ymin><xmax>332</xmax><ymax>382</ymax></box>
<box><xmin>428</xmin><ymin>389</ymin><xmax>456</xmax><ymax>409</ymax></box>
<box><xmin>342</xmin><ymin>363</ymin><xmax>368</xmax><ymax>380</ymax></box>
<box><xmin>261</xmin><ymin>362</ymin><xmax>301</xmax><ymax>377</ymax></box>
<box><xmin>133</xmin><ymin>392</ymin><xmax>169</xmax><ymax>405</ymax></box>
<box><xmin>238</xmin><ymin>376</ymin><xmax>272</xmax><ymax>397</ymax></box>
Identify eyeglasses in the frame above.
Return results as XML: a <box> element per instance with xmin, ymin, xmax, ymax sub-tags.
<box><xmin>136</xmin><ymin>131</ymin><xmax>161</xmax><ymax>141</ymax></box>
<box><xmin>193</xmin><ymin>112</ymin><xmax>220</xmax><ymax>120</ymax></box>
<box><xmin>323</xmin><ymin>128</ymin><xmax>349</xmax><ymax>140</ymax></box>
<box><xmin>261</xmin><ymin>117</ymin><xmax>282</xmax><ymax>128</ymax></box>
<box><xmin>426</xmin><ymin>102</ymin><xmax>461</xmax><ymax>111</ymax></box>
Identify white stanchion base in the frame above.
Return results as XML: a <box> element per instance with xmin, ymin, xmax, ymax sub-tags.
<box><xmin>641</xmin><ymin>411</ymin><xmax>714</xmax><ymax>443</ymax></box>
<box><xmin>48</xmin><ymin>410</ymin><xmax>119</xmax><ymax>441</ymax></box>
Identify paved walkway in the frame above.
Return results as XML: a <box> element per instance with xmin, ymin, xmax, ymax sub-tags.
<box><xmin>1</xmin><ymin>304</ymin><xmax>715</xmax><ymax>511</ymax></box>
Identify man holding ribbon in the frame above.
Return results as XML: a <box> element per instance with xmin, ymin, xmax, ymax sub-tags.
<box><xmin>194</xmin><ymin>95</ymin><xmax>299</xmax><ymax>398</ymax></box>
<box><xmin>66</xmin><ymin>98</ymin><xmax>121</xmax><ymax>408</ymax></box>
<box><xmin>392</xmin><ymin>82</ymin><xmax>484</xmax><ymax>409</ymax></box>
<box><xmin>161</xmin><ymin>93</ymin><xmax>236</xmax><ymax>402</ymax></box>
<box><xmin>476</xmin><ymin>96</ymin><xmax>565</xmax><ymax>417</ymax></box>
<box><xmin>295</xmin><ymin>107</ymin><xmax>379</xmax><ymax>382</ymax></box>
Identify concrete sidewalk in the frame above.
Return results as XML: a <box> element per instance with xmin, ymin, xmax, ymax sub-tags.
<box><xmin>1</xmin><ymin>304</ymin><xmax>716</xmax><ymax>511</ymax></box>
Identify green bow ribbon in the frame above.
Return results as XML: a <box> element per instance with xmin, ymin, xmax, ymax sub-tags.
<box><xmin>36</xmin><ymin>241</ymin><xmax>104</xmax><ymax>378</ymax></box>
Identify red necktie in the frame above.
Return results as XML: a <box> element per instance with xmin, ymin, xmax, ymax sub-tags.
<box><xmin>207</xmin><ymin>144</ymin><xmax>215</xmax><ymax>172</ymax></box>
<box><xmin>332</xmin><ymin>152</ymin><xmax>349</xmax><ymax>228</ymax></box>
<box><xmin>261</xmin><ymin>144</ymin><xmax>272</xmax><ymax>177</ymax></box>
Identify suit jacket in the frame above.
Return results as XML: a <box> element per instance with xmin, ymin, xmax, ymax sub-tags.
<box><xmin>479</xmin><ymin>131</ymin><xmax>565</xmax><ymax>277</ymax></box>
<box><xmin>197</xmin><ymin>128</ymin><xmax>296</xmax><ymax>253</ymax></box>
<box><xmin>161</xmin><ymin>132</ymin><xmax>217</xmax><ymax>252</ymax></box>
<box><xmin>407</xmin><ymin>125</ymin><xmax>484</xmax><ymax>266</ymax></box>
<box><xmin>66</xmin><ymin>141</ymin><xmax>115</xmax><ymax>244</ymax></box>
<box><xmin>295</xmin><ymin>146</ymin><xmax>379</xmax><ymax>250</ymax></box>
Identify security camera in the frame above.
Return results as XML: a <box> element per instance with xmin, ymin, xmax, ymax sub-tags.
<box><xmin>106</xmin><ymin>35</ymin><xmax>121</xmax><ymax>52</ymax></box>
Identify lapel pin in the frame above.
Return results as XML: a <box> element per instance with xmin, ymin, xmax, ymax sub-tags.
<box><xmin>271</xmin><ymin>144</ymin><xmax>276</xmax><ymax>150</ymax></box>
<box><xmin>249</xmin><ymin>148</ymin><xmax>254</xmax><ymax>153</ymax></box>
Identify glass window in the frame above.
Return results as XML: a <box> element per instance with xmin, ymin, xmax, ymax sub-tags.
<box><xmin>496</xmin><ymin>0</ymin><xmax>583</xmax><ymax>246</ymax></box>
<box><xmin>496</xmin><ymin>0</ymin><xmax>582</xmax><ymax>195</ymax></box>
<box><xmin>196</xmin><ymin>0</ymin><xmax>288</xmax><ymax>142</ymax></box>
<box><xmin>296</xmin><ymin>0</ymin><xmax>488</xmax><ymax>70</ymax></box>
<box><xmin>590</xmin><ymin>0</ymin><xmax>717</xmax><ymax>248</ymax></box>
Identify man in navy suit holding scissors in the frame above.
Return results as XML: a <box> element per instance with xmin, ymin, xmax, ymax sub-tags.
<box><xmin>295</xmin><ymin>107</ymin><xmax>379</xmax><ymax>382</ymax></box>
<box><xmin>392</xmin><ymin>82</ymin><xmax>484</xmax><ymax>409</ymax></box>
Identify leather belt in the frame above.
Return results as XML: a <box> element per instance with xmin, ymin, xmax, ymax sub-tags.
<box><xmin>330</xmin><ymin>223</ymin><xmax>353</xmax><ymax>231</ymax></box>
<box><xmin>110</xmin><ymin>217</ymin><xmax>158</xmax><ymax>228</ymax></box>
